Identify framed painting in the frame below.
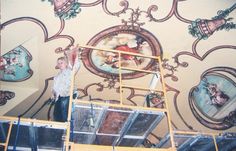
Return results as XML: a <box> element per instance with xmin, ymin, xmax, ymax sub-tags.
<box><xmin>82</xmin><ymin>25</ymin><xmax>162</xmax><ymax>79</ymax></box>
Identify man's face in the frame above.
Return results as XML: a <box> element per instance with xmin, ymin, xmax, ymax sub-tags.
<box><xmin>57</xmin><ymin>59</ymin><xmax>67</xmax><ymax>70</ymax></box>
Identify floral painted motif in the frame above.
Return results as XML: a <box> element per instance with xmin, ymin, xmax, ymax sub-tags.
<box><xmin>42</xmin><ymin>0</ymin><xmax>81</xmax><ymax>20</ymax></box>
<box><xmin>0</xmin><ymin>45</ymin><xmax>33</xmax><ymax>81</ymax></box>
<box><xmin>189</xmin><ymin>3</ymin><xmax>236</xmax><ymax>39</ymax></box>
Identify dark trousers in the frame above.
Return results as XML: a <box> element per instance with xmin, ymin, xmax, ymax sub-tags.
<box><xmin>53</xmin><ymin>93</ymin><xmax>77</xmax><ymax>122</ymax></box>
<box><xmin>53</xmin><ymin>96</ymin><xmax>69</xmax><ymax>122</ymax></box>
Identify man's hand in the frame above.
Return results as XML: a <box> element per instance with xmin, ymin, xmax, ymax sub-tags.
<box><xmin>66</xmin><ymin>44</ymin><xmax>79</xmax><ymax>67</ymax></box>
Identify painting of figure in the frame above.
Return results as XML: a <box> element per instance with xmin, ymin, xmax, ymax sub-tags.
<box><xmin>91</xmin><ymin>33</ymin><xmax>152</xmax><ymax>74</ymax></box>
<box><xmin>0</xmin><ymin>46</ymin><xmax>33</xmax><ymax>81</ymax></box>
<box><xmin>191</xmin><ymin>74</ymin><xmax>236</xmax><ymax>121</ymax></box>
<box><xmin>205</xmin><ymin>83</ymin><xmax>229</xmax><ymax>107</ymax></box>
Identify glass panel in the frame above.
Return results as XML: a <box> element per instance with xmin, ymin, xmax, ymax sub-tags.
<box><xmin>156</xmin><ymin>134</ymin><xmax>171</xmax><ymax>148</ymax></box>
<box><xmin>174</xmin><ymin>134</ymin><xmax>195</xmax><ymax>149</ymax></box>
<box><xmin>216</xmin><ymin>135</ymin><xmax>236</xmax><ymax>151</ymax></box>
<box><xmin>126</xmin><ymin>113</ymin><xmax>158</xmax><ymax>136</ymax></box>
<box><xmin>73</xmin><ymin>133</ymin><xmax>95</xmax><ymax>144</ymax></box>
<box><xmin>37</xmin><ymin>127</ymin><xmax>64</xmax><ymax>150</ymax></box>
<box><xmin>0</xmin><ymin>145</ymin><xmax>5</xmax><ymax>151</ymax></box>
<box><xmin>72</xmin><ymin>105</ymin><xmax>102</xmax><ymax>132</ymax></box>
<box><xmin>0</xmin><ymin>122</ymin><xmax>10</xmax><ymax>143</ymax></box>
<box><xmin>98</xmin><ymin>110</ymin><xmax>130</xmax><ymax>134</ymax></box>
<box><xmin>95</xmin><ymin>135</ymin><xmax>118</xmax><ymax>146</ymax></box>
<box><xmin>6</xmin><ymin>123</ymin><xmax>65</xmax><ymax>150</ymax></box>
<box><xmin>8</xmin><ymin>125</ymin><xmax>31</xmax><ymax>148</ymax></box>
<box><xmin>175</xmin><ymin>135</ymin><xmax>215</xmax><ymax>151</ymax></box>
<box><xmin>119</xmin><ymin>138</ymin><xmax>142</xmax><ymax>147</ymax></box>
<box><xmin>72</xmin><ymin>104</ymin><xmax>166</xmax><ymax>148</ymax></box>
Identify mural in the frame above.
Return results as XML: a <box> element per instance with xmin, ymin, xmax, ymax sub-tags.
<box><xmin>0</xmin><ymin>46</ymin><xmax>33</xmax><ymax>82</ymax></box>
<box><xmin>189</xmin><ymin>67</ymin><xmax>236</xmax><ymax>130</ymax></box>
<box><xmin>82</xmin><ymin>26</ymin><xmax>162</xmax><ymax>79</ymax></box>
<box><xmin>1</xmin><ymin>0</ymin><xmax>235</xmax><ymax>134</ymax></box>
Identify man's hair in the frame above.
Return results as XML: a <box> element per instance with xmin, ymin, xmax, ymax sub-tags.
<box><xmin>57</xmin><ymin>56</ymin><xmax>68</xmax><ymax>64</ymax></box>
<box><xmin>55</xmin><ymin>56</ymin><xmax>69</xmax><ymax>69</ymax></box>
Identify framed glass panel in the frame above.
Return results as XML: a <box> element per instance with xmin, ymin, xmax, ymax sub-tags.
<box><xmin>8</xmin><ymin>125</ymin><xmax>31</xmax><ymax>148</ymax></box>
<box><xmin>73</xmin><ymin>133</ymin><xmax>95</xmax><ymax>144</ymax></box>
<box><xmin>126</xmin><ymin>113</ymin><xmax>158</xmax><ymax>136</ymax></box>
<box><xmin>216</xmin><ymin>134</ymin><xmax>236</xmax><ymax>151</ymax></box>
<box><xmin>37</xmin><ymin>127</ymin><xmax>65</xmax><ymax>150</ymax></box>
<box><xmin>98</xmin><ymin>110</ymin><xmax>130</xmax><ymax>134</ymax></box>
<box><xmin>72</xmin><ymin>105</ymin><xmax>103</xmax><ymax>132</ymax></box>
<box><xmin>0</xmin><ymin>145</ymin><xmax>5</xmax><ymax>150</ymax></box>
<box><xmin>119</xmin><ymin>138</ymin><xmax>143</xmax><ymax>147</ymax></box>
<box><xmin>6</xmin><ymin>123</ymin><xmax>65</xmax><ymax>150</ymax></box>
<box><xmin>174</xmin><ymin>134</ymin><xmax>215</xmax><ymax>151</ymax></box>
<box><xmin>95</xmin><ymin>135</ymin><xmax>118</xmax><ymax>145</ymax></box>
<box><xmin>0</xmin><ymin>122</ymin><xmax>10</xmax><ymax>143</ymax></box>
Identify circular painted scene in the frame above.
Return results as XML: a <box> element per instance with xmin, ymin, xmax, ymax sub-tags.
<box><xmin>82</xmin><ymin>26</ymin><xmax>162</xmax><ymax>79</ymax></box>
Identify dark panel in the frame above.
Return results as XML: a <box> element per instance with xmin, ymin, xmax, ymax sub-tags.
<box><xmin>177</xmin><ymin>135</ymin><xmax>215</xmax><ymax>151</ymax></box>
<box><xmin>216</xmin><ymin>136</ymin><xmax>236</xmax><ymax>151</ymax></box>
<box><xmin>126</xmin><ymin>113</ymin><xmax>158</xmax><ymax>136</ymax></box>
<box><xmin>37</xmin><ymin>127</ymin><xmax>64</xmax><ymax>149</ymax></box>
<box><xmin>0</xmin><ymin>122</ymin><xmax>10</xmax><ymax>143</ymax></box>
<box><xmin>73</xmin><ymin>133</ymin><xmax>94</xmax><ymax>144</ymax></box>
<box><xmin>119</xmin><ymin>138</ymin><xmax>142</xmax><ymax>147</ymax></box>
<box><xmin>6</xmin><ymin>123</ymin><xmax>64</xmax><ymax>150</ymax></box>
<box><xmin>0</xmin><ymin>145</ymin><xmax>5</xmax><ymax>150</ymax></box>
<box><xmin>95</xmin><ymin>135</ymin><xmax>118</xmax><ymax>145</ymax></box>
<box><xmin>8</xmin><ymin>125</ymin><xmax>31</xmax><ymax>148</ymax></box>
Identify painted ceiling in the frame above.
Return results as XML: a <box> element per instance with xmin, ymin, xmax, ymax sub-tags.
<box><xmin>1</xmin><ymin>0</ymin><xmax>236</xmax><ymax>140</ymax></box>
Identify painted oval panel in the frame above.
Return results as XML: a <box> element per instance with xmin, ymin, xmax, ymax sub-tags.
<box><xmin>82</xmin><ymin>26</ymin><xmax>162</xmax><ymax>79</ymax></box>
<box><xmin>190</xmin><ymin>68</ymin><xmax>236</xmax><ymax>122</ymax></box>
<box><xmin>0</xmin><ymin>45</ymin><xmax>33</xmax><ymax>82</ymax></box>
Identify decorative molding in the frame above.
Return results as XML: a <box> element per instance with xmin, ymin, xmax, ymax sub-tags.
<box><xmin>189</xmin><ymin>67</ymin><xmax>236</xmax><ymax>130</ymax></box>
<box><xmin>0</xmin><ymin>90</ymin><xmax>15</xmax><ymax>106</ymax></box>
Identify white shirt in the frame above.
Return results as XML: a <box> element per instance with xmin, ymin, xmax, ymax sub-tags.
<box><xmin>53</xmin><ymin>61</ymin><xmax>80</xmax><ymax>101</ymax></box>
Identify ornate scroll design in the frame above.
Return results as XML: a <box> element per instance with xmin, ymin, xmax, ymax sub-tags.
<box><xmin>102</xmin><ymin>0</ymin><xmax>129</xmax><ymax>16</ymax></box>
<box><xmin>0</xmin><ymin>90</ymin><xmax>15</xmax><ymax>106</ymax></box>
<box><xmin>161</xmin><ymin>3</ymin><xmax>236</xmax><ymax>77</ymax></box>
<box><xmin>166</xmin><ymin>84</ymin><xmax>194</xmax><ymax>130</ymax></box>
<box><xmin>0</xmin><ymin>17</ymin><xmax>75</xmax><ymax>54</ymax></box>
<box><xmin>223</xmin><ymin>109</ymin><xmax>236</xmax><ymax>126</ymax></box>
<box><xmin>189</xmin><ymin>3</ymin><xmax>236</xmax><ymax>39</ymax></box>
<box><xmin>173</xmin><ymin>39</ymin><xmax>236</xmax><ymax>69</ymax></box>
<box><xmin>76</xmin><ymin>79</ymin><xmax>139</xmax><ymax>106</ymax></box>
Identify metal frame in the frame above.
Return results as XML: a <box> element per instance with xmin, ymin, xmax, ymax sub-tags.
<box><xmin>1</xmin><ymin>44</ymin><xmax>235</xmax><ymax>151</ymax></box>
<box><xmin>70</xmin><ymin>104</ymin><xmax>166</xmax><ymax>147</ymax></box>
<box><xmin>0</xmin><ymin>116</ymin><xmax>67</xmax><ymax>151</ymax></box>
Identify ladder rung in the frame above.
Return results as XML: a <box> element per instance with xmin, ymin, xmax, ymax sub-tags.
<box><xmin>121</xmin><ymin>67</ymin><xmax>158</xmax><ymax>74</ymax></box>
<box><xmin>121</xmin><ymin>84</ymin><xmax>164</xmax><ymax>93</ymax></box>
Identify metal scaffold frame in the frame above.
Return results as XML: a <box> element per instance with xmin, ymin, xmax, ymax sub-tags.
<box><xmin>0</xmin><ymin>44</ymin><xmax>234</xmax><ymax>151</ymax></box>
